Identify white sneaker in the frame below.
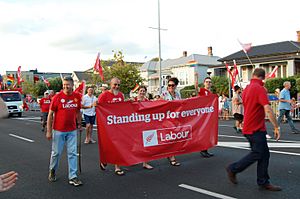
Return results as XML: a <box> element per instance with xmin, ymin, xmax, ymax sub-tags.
<box><xmin>266</xmin><ymin>134</ymin><xmax>272</xmax><ymax>139</ymax></box>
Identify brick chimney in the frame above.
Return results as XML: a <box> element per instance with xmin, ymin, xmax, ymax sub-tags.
<box><xmin>297</xmin><ymin>31</ymin><xmax>300</xmax><ymax>42</ymax></box>
<box><xmin>183</xmin><ymin>51</ymin><xmax>187</xmax><ymax>57</ymax></box>
<box><xmin>208</xmin><ymin>46</ymin><xmax>213</xmax><ymax>56</ymax></box>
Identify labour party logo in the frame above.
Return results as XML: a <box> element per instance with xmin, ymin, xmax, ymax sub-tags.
<box><xmin>142</xmin><ymin>130</ymin><xmax>158</xmax><ymax>147</ymax></box>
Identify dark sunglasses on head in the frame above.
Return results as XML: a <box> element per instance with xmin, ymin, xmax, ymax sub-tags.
<box><xmin>168</xmin><ymin>84</ymin><xmax>176</xmax><ymax>87</ymax></box>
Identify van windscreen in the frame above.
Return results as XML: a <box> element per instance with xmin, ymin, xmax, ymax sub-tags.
<box><xmin>0</xmin><ymin>93</ymin><xmax>22</xmax><ymax>102</ymax></box>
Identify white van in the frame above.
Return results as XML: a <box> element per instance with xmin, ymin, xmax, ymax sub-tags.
<box><xmin>0</xmin><ymin>90</ymin><xmax>23</xmax><ymax>117</ymax></box>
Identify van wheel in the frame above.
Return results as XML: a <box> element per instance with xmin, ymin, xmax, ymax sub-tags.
<box><xmin>18</xmin><ymin>112</ymin><xmax>22</xmax><ymax>117</ymax></box>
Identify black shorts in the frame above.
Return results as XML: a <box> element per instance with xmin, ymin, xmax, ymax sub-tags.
<box><xmin>84</xmin><ymin>114</ymin><xmax>96</xmax><ymax>125</ymax></box>
<box><xmin>41</xmin><ymin>112</ymin><xmax>48</xmax><ymax>123</ymax></box>
<box><xmin>233</xmin><ymin>113</ymin><xmax>244</xmax><ymax>122</ymax></box>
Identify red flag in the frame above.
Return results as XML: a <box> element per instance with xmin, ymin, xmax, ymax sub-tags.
<box><xmin>266</xmin><ymin>66</ymin><xmax>278</xmax><ymax>79</ymax></box>
<box><xmin>131</xmin><ymin>83</ymin><xmax>139</xmax><ymax>93</ymax></box>
<box><xmin>94</xmin><ymin>52</ymin><xmax>104</xmax><ymax>81</ymax></box>
<box><xmin>41</xmin><ymin>76</ymin><xmax>50</xmax><ymax>87</ymax></box>
<box><xmin>225</xmin><ymin>62</ymin><xmax>234</xmax><ymax>86</ymax></box>
<box><xmin>17</xmin><ymin>66</ymin><xmax>24</xmax><ymax>85</ymax></box>
<box><xmin>34</xmin><ymin>75</ymin><xmax>40</xmax><ymax>83</ymax></box>
<box><xmin>238</xmin><ymin>40</ymin><xmax>252</xmax><ymax>53</ymax></box>
<box><xmin>74</xmin><ymin>80</ymin><xmax>86</xmax><ymax>97</ymax></box>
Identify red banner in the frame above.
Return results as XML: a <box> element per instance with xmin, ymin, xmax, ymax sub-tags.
<box><xmin>96</xmin><ymin>95</ymin><xmax>219</xmax><ymax>166</ymax></box>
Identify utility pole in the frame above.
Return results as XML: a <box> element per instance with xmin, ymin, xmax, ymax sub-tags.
<box><xmin>149</xmin><ymin>0</ymin><xmax>167</xmax><ymax>94</ymax></box>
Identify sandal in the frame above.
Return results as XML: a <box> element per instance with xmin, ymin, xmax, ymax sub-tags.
<box><xmin>143</xmin><ymin>163</ymin><xmax>154</xmax><ymax>170</ymax></box>
<box><xmin>114</xmin><ymin>169</ymin><xmax>125</xmax><ymax>176</ymax></box>
<box><xmin>168</xmin><ymin>158</ymin><xmax>181</xmax><ymax>166</ymax></box>
<box><xmin>84</xmin><ymin>140</ymin><xmax>90</xmax><ymax>144</ymax></box>
<box><xmin>100</xmin><ymin>163</ymin><xmax>107</xmax><ymax>170</ymax></box>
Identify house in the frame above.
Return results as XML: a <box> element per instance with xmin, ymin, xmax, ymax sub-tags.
<box><xmin>216</xmin><ymin>31</ymin><xmax>300</xmax><ymax>88</ymax></box>
<box><xmin>140</xmin><ymin>48</ymin><xmax>221</xmax><ymax>94</ymax></box>
<box><xmin>71</xmin><ymin>71</ymin><xmax>93</xmax><ymax>88</ymax></box>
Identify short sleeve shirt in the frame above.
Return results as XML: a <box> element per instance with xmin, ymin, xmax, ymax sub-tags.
<box><xmin>198</xmin><ymin>88</ymin><xmax>212</xmax><ymax>96</ymax></box>
<box><xmin>242</xmin><ymin>79</ymin><xmax>269</xmax><ymax>134</ymax></box>
<box><xmin>39</xmin><ymin>97</ymin><xmax>51</xmax><ymax>113</ymax></box>
<box><xmin>50</xmin><ymin>91</ymin><xmax>82</xmax><ymax>132</ymax></box>
<box><xmin>98</xmin><ymin>91</ymin><xmax>124</xmax><ymax>103</ymax></box>
<box><xmin>278</xmin><ymin>88</ymin><xmax>291</xmax><ymax>110</ymax></box>
<box><xmin>161</xmin><ymin>90</ymin><xmax>181</xmax><ymax>101</ymax></box>
<box><xmin>82</xmin><ymin>94</ymin><xmax>97</xmax><ymax>116</ymax></box>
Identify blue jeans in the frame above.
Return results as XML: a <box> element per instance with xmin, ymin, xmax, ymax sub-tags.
<box><xmin>228</xmin><ymin>131</ymin><xmax>270</xmax><ymax>185</ymax></box>
<box><xmin>49</xmin><ymin>130</ymin><xmax>78</xmax><ymax>179</ymax></box>
<box><xmin>277</xmin><ymin>109</ymin><xmax>297</xmax><ymax>131</ymax></box>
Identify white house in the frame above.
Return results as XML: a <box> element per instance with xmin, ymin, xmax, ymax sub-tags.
<box><xmin>140</xmin><ymin>49</ymin><xmax>221</xmax><ymax>94</ymax></box>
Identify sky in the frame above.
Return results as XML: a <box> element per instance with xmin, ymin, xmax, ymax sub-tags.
<box><xmin>0</xmin><ymin>0</ymin><xmax>300</xmax><ymax>75</ymax></box>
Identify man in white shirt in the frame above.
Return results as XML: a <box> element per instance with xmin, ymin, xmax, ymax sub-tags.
<box><xmin>82</xmin><ymin>88</ymin><xmax>97</xmax><ymax>144</ymax></box>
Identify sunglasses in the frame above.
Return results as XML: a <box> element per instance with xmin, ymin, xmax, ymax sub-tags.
<box><xmin>168</xmin><ymin>84</ymin><xmax>176</xmax><ymax>87</ymax></box>
<box><xmin>113</xmin><ymin>83</ymin><xmax>120</xmax><ymax>86</ymax></box>
<box><xmin>205</xmin><ymin>81</ymin><xmax>212</xmax><ymax>83</ymax></box>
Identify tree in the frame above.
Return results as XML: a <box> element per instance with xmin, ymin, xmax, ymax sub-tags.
<box><xmin>91</xmin><ymin>51</ymin><xmax>144</xmax><ymax>97</ymax></box>
<box><xmin>110</xmin><ymin>51</ymin><xmax>144</xmax><ymax>96</ymax></box>
<box><xmin>48</xmin><ymin>77</ymin><xmax>62</xmax><ymax>93</ymax></box>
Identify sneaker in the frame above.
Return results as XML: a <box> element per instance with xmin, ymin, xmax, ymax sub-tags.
<box><xmin>69</xmin><ymin>177</ymin><xmax>83</xmax><ymax>187</ymax></box>
<box><xmin>292</xmin><ymin>129</ymin><xmax>300</xmax><ymax>134</ymax></box>
<box><xmin>90</xmin><ymin>139</ymin><xmax>96</xmax><ymax>144</ymax></box>
<box><xmin>266</xmin><ymin>134</ymin><xmax>272</xmax><ymax>139</ymax></box>
<box><xmin>48</xmin><ymin>169</ymin><xmax>56</xmax><ymax>182</ymax></box>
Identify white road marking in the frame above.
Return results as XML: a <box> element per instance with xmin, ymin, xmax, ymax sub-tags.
<box><xmin>219</xmin><ymin>134</ymin><xmax>300</xmax><ymax>143</ymax></box>
<box><xmin>218</xmin><ymin>142</ymin><xmax>300</xmax><ymax>156</ymax></box>
<box><xmin>9</xmin><ymin>134</ymin><xmax>34</xmax><ymax>143</ymax></box>
<box><xmin>218</xmin><ymin>141</ymin><xmax>300</xmax><ymax>148</ymax></box>
<box><xmin>14</xmin><ymin>117</ymin><xmax>40</xmax><ymax>120</ymax></box>
<box><xmin>179</xmin><ymin>184</ymin><xmax>237</xmax><ymax>199</ymax></box>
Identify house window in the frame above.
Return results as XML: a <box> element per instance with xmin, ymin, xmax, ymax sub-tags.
<box><xmin>241</xmin><ymin>66</ymin><xmax>247</xmax><ymax>82</ymax></box>
<box><xmin>215</xmin><ymin>68</ymin><xmax>226</xmax><ymax>76</ymax></box>
<box><xmin>178</xmin><ymin>72</ymin><xmax>188</xmax><ymax>86</ymax></box>
<box><xmin>282</xmin><ymin>65</ymin><xmax>287</xmax><ymax>77</ymax></box>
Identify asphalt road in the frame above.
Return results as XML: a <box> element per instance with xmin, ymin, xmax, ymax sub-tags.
<box><xmin>0</xmin><ymin>111</ymin><xmax>299</xmax><ymax>199</ymax></box>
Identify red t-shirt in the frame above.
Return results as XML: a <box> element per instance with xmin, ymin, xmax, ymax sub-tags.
<box><xmin>242</xmin><ymin>79</ymin><xmax>269</xmax><ymax>135</ymax></box>
<box><xmin>133</xmin><ymin>97</ymin><xmax>149</xmax><ymax>102</ymax></box>
<box><xmin>98</xmin><ymin>91</ymin><xmax>124</xmax><ymax>103</ymax></box>
<box><xmin>50</xmin><ymin>91</ymin><xmax>82</xmax><ymax>132</ymax></box>
<box><xmin>39</xmin><ymin>97</ymin><xmax>51</xmax><ymax>112</ymax></box>
<box><xmin>198</xmin><ymin>88</ymin><xmax>212</xmax><ymax>96</ymax></box>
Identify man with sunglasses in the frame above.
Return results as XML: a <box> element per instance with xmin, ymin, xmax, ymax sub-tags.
<box><xmin>196</xmin><ymin>77</ymin><xmax>214</xmax><ymax>158</ymax></box>
<box><xmin>97</xmin><ymin>77</ymin><xmax>126</xmax><ymax>176</ymax></box>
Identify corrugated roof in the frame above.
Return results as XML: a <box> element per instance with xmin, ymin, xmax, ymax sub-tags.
<box><xmin>219</xmin><ymin>41</ymin><xmax>300</xmax><ymax>62</ymax></box>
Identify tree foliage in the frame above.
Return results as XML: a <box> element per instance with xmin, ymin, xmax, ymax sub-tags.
<box><xmin>91</xmin><ymin>51</ymin><xmax>144</xmax><ymax>96</ymax></box>
<box><xmin>265</xmin><ymin>77</ymin><xmax>298</xmax><ymax>97</ymax></box>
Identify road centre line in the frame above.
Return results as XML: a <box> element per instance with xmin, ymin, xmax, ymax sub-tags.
<box><xmin>179</xmin><ymin>184</ymin><xmax>237</xmax><ymax>199</ymax></box>
<box><xmin>9</xmin><ymin>133</ymin><xmax>34</xmax><ymax>143</ymax></box>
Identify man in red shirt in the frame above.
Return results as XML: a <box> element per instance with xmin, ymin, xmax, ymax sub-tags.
<box><xmin>226</xmin><ymin>68</ymin><xmax>281</xmax><ymax>191</ymax></box>
<box><xmin>98</xmin><ymin>77</ymin><xmax>125</xmax><ymax>176</ymax></box>
<box><xmin>196</xmin><ymin>77</ymin><xmax>214</xmax><ymax>158</ymax></box>
<box><xmin>39</xmin><ymin>91</ymin><xmax>51</xmax><ymax>132</ymax></box>
<box><xmin>46</xmin><ymin>76</ymin><xmax>83</xmax><ymax>187</ymax></box>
